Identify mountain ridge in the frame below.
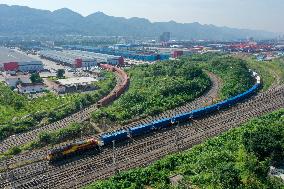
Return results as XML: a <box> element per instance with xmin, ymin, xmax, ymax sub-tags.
<box><xmin>0</xmin><ymin>4</ymin><xmax>277</xmax><ymax>40</ymax></box>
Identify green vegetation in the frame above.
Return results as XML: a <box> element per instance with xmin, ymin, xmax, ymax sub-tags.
<box><xmin>186</xmin><ymin>54</ymin><xmax>255</xmax><ymax>99</ymax></box>
<box><xmin>92</xmin><ymin>54</ymin><xmax>255</xmax><ymax>125</ymax></box>
<box><xmin>30</xmin><ymin>73</ymin><xmax>43</xmax><ymax>83</ymax></box>
<box><xmin>1</xmin><ymin>122</ymin><xmax>93</xmax><ymax>158</ymax></box>
<box><xmin>92</xmin><ymin>60</ymin><xmax>211</xmax><ymax>124</ymax></box>
<box><xmin>86</xmin><ymin>109</ymin><xmax>284</xmax><ymax>189</ymax></box>
<box><xmin>28</xmin><ymin>122</ymin><xmax>93</xmax><ymax>149</ymax></box>
<box><xmin>245</xmin><ymin>57</ymin><xmax>284</xmax><ymax>90</ymax></box>
<box><xmin>0</xmin><ymin>71</ymin><xmax>115</xmax><ymax>141</ymax></box>
<box><xmin>57</xmin><ymin>69</ymin><xmax>65</xmax><ymax>79</ymax></box>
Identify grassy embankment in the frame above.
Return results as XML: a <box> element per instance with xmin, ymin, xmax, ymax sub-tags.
<box><xmin>245</xmin><ymin>57</ymin><xmax>284</xmax><ymax>90</ymax></box>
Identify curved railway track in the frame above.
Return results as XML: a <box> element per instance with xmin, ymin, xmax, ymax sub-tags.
<box><xmin>0</xmin><ymin>68</ymin><xmax>126</xmax><ymax>154</ymax></box>
<box><xmin>0</xmin><ymin>72</ymin><xmax>221</xmax><ymax>165</ymax></box>
<box><xmin>0</xmin><ymin>83</ymin><xmax>283</xmax><ymax>188</ymax></box>
<box><xmin>124</xmin><ymin>72</ymin><xmax>221</xmax><ymax>128</ymax></box>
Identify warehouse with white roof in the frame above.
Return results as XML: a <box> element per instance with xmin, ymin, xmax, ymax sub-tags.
<box><xmin>0</xmin><ymin>47</ymin><xmax>43</xmax><ymax>72</ymax></box>
<box><xmin>39</xmin><ymin>50</ymin><xmax>97</xmax><ymax>68</ymax></box>
<box><xmin>39</xmin><ymin>50</ymin><xmax>124</xmax><ymax>68</ymax></box>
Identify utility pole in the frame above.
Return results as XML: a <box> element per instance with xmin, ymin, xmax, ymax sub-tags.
<box><xmin>4</xmin><ymin>158</ymin><xmax>12</xmax><ymax>188</ymax></box>
<box><xmin>175</xmin><ymin>122</ymin><xmax>180</xmax><ymax>152</ymax></box>
<box><xmin>112</xmin><ymin>140</ymin><xmax>116</xmax><ymax>172</ymax></box>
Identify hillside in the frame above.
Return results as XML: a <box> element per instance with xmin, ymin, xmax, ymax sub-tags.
<box><xmin>92</xmin><ymin>59</ymin><xmax>211</xmax><ymax>125</ymax></box>
<box><xmin>0</xmin><ymin>4</ymin><xmax>277</xmax><ymax>40</ymax></box>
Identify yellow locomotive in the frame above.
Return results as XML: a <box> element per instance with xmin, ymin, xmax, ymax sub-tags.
<box><xmin>47</xmin><ymin>138</ymin><xmax>99</xmax><ymax>161</ymax></box>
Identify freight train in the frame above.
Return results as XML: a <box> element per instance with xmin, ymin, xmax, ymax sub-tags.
<box><xmin>47</xmin><ymin>72</ymin><xmax>261</xmax><ymax>161</ymax></box>
<box><xmin>97</xmin><ymin>64</ymin><xmax>130</xmax><ymax>108</ymax></box>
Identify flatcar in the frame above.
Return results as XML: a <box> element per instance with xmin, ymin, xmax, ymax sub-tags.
<box><xmin>47</xmin><ymin>72</ymin><xmax>261</xmax><ymax>162</ymax></box>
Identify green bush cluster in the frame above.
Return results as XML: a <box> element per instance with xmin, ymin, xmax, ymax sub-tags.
<box><xmin>0</xmin><ymin>71</ymin><xmax>115</xmax><ymax>141</ymax></box>
<box><xmin>92</xmin><ymin>59</ymin><xmax>211</xmax><ymax>124</ymax></box>
<box><xmin>246</xmin><ymin>57</ymin><xmax>284</xmax><ymax>90</ymax></box>
<box><xmin>185</xmin><ymin>54</ymin><xmax>255</xmax><ymax>99</ymax></box>
<box><xmin>29</xmin><ymin>122</ymin><xmax>89</xmax><ymax>148</ymax></box>
<box><xmin>207</xmin><ymin>56</ymin><xmax>254</xmax><ymax>99</ymax></box>
<box><xmin>86</xmin><ymin>109</ymin><xmax>284</xmax><ymax>189</ymax></box>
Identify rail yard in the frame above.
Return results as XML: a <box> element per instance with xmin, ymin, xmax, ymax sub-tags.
<box><xmin>0</xmin><ymin>83</ymin><xmax>283</xmax><ymax>188</ymax></box>
<box><xmin>0</xmin><ymin>61</ymin><xmax>284</xmax><ymax>188</ymax></box>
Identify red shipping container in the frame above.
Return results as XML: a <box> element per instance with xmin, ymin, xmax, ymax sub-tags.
<box><xmin>172</xmin><ymin>51</ymin><xmax>183</xmax><ymax>58</ymax></box>
<box><xmin>118</xmin><ymin>57</ymin><xmax>124</xmax><ymax>65</ymax></box>
<box><xmin>75</xmin><ymin>59</ymin><xmax>82</xmax><ymax>68</ymax></box>
<box><xmin>4</xmin><ymin>62</ymin><xmax>19</xmax><ymax>71</ymax></box>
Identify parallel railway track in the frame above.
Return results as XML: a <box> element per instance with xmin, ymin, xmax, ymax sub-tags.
<box><xmin>0</xmin><ymin>84</ymin><xmax>283</xmax><ymax>188</ymax></box>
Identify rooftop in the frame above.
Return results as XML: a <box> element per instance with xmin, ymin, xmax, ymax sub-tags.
<box><xmin>57</xmin><ymin>77</ymin><xmax>97</xmax><ymax>86</ymax></box>
<box><xmin>0</xmin><ymin>47</ymin><xmax>39</xmax><ymax>65</ymax></box>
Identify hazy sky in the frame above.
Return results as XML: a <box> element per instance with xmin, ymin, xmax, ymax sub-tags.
<box><xmin>0</xmin><ymin>0</ymin><xmax>283</xmax><ymax>33</ymax></box>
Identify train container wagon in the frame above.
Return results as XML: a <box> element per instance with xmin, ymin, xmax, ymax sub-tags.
<box><xmin>129</xmin><ymin>123</ymin><xmax>153</xmax><ymax>137</ymax></box>
<box><xmin>152</xmin><ymin>118</ymin><xmax>172</xmax><ymax>130</ymax></box>
<box><xmin>171</xmin><ymin>112</ymin><xmax>192</xmax><ymax>123</ymax></box>
<box><xmin>100</xmin><ymin>130</ymin><xmax>128</xmax><ymax>145</ymax></box>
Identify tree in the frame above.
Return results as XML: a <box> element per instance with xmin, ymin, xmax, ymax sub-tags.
<box><xmin>242</xmin><ymin>125</ymin><xmax>284</xmax><ymax>163</ymax></box>
<box><xmin>30</xmin><ymin>73</ymin><xmax>43</xmax><ymax>83</ymax></box>
<box><xmin>7</xmin><ymin>146</ymin><xmax>22</xmax><ymax>155</ymax></box>
<box><xmin>38</xmin><ymin>132</ymin><xmax>52</xmax><ymax>145</ymax></box>
<box><xmin>57</xmin><ymin>69</ymin><xmax>65</xmax><ymax>79</ymax></box>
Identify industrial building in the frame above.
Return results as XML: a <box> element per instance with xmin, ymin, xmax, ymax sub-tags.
<box><xmin>0</xmin><ymin>47</ymin><xmax>44</xmax><ymax>72</ymax></box>
<box><xmin>39</xmin><ymin>50</ymin><xmax>97</xmax><ymax>68</ymax></box>
<box><xmin>17</xmin><ymin>83</ymin><xmax>45</xmax><ymax>94</ymax></box>
<box><xmin>39</xmin><ymin>50</ymin><xmax>123</xmax><ymax>67</ymax></box>
<box><xmin>65</xmin><ymin>50</ymin><xmax>124</xmax><ymax>65</ymax></box>
<box><xmin>4</xmin><ymin>74</ymin><xmax>31</xmax><ymax>87</ymax></box>
<box><xmin>54</xmin><ymin>77</ymin><xmax>98</xmax><ymax>93</ymax></box>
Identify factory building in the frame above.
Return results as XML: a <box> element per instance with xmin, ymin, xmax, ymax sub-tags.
<box><xmin>0</xmin><ymin>47</ymin><xmax>43</xmax><ymax>72</ymax></box>
<box><xmin>39</xmin><ymin>50</ymin><xmax>97</xmax><ymax>68</ymax></box>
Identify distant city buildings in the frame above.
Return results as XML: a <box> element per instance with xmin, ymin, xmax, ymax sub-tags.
<box><xmin>159</xmin><ymin>32</ymin><xmax>171</xmax><ymax>43</ymax></box>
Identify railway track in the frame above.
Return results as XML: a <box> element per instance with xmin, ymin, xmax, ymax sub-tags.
<box><xmin>0</xmin><ymin>71</ymin><xmax>220</xmax><ymax>154</ymax></box>
<box><xmin>124</xmin><ymin>72</ymin><xmax>221</xmax><ymax>128</ymax></box>
<box><xmin>0</xmin><ymin>70</ymin><xmax>126</xmax><ymax>154</ymax></box>
<box><xmin>0</xmin><ymin>72</ymin><xmax>221</xmax><ymax>167</ymax></box>
<box><xmin>0</xmin><ymin>84</ymin><xmax>283</xmax><ymax>189</ymax></box>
